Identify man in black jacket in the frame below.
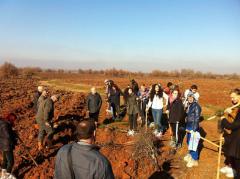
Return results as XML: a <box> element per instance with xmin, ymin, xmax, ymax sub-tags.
<box><xmin>54</xmin><ymin>119</ymin><xmax>114</xmax><ymax>179</ymax></box>
<box><xmin>86</xmin><ymin>87</ymin><xmax>102</xmax><ymax>124</ymax></box>
<box><xmin>0</xmin><ymin>113</ymin><xmax>17</xmax><ymax>174</ymax></box>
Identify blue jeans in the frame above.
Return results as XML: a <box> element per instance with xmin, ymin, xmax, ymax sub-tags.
<box><xmin>186</xmin><ymin>126</ymin><xmax>199</xmax><ymax>160</ymax></box>
<box><xmin>151</xmin><ymin>108</ymin><xmax>163</xmax><ymax>132</ymax></box>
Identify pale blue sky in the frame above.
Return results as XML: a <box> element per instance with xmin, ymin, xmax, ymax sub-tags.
<box><xmin>0</xmin><ymin>0</ymin><xmax>239</xmax><ymax>73</ymax></box>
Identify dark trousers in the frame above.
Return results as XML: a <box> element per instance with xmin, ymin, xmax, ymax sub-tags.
<box><xmin>139</xmin><ymin>100</ymin><xmax>148</xmax><ymax>125</ymax></box>
<box><xmin>2</xmin><ymin>150</ymin><xmax>14</xmax><ymax>173</ymax></box>
<box><xmin>89</xmin><ymin>111</ymin><xmax>100</xmax><ymax>122</ymax></box>
<box><xmin>128</xmin><ymin>114</ymin><xmax>137</xmax><ymax>130</ymax></box>
<box><xmin>233</xmin><ymin>158</ymin><xmax>240</xmax><ymax>179</ymax></box>
<box><xmin>36</xmin><ymin>119</ymin><xmax>54</xmax><ymax>143</ymax></box>
<box><xmin>225</xmin><ymin>156</ymin><xmax>240</xmax><ymax>179</ymax></box>
<box><xmin>170</xmin><ymin>122</ymin><xmax>183</xmax><ymax>144</ymax></box>
<box><xmin>111</xmin><ymin>103</ymin><xmax>120</xmax><ymax>119</ymax></box>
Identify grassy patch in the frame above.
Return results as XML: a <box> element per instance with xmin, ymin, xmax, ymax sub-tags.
<box><xmin>40</xmin><ymin>80</ymin><xmax>105</xmax><ymax>94</ymax></box>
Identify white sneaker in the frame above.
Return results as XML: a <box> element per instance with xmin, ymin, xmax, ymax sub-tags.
<box><xmin>127</xmin><ymin>130</ymin><xmax>132</xmax><ymax>136</ymax></box>
<box><xmin>149</xmin><ymin>122</ymin><xmax>155</xmax><ymax>128</ymax></box>
<box><xmin>1</xmin><ymin>169</ymin><xmax>7</xmax><ymax>178</ymax></box>
<box><xmin>220</xmin><ymin>166</ymin><xmax>232</xmax><ymax>174</ymax></box>
<box><xmin>131</xmin><ymin>130</ymin><xmax>135</xmax><ymax>136</ymax></box>
<box><xmin>127</xmin><ymin>130</ymin><xmax>134</xmax><ymax>136</ymax></box>
<box><xmin>186</xmin><ymin>158</ymin><xmax>198</xmax><ymax>168</ymax></box>
<box><xmin>184</xmin><ymin>154</ymin><xmax>192</xmax><ymax>163</ymax></box>
<box><xmin>226</xmin><ymin>169</ymin><xmax>236</xmax><ymax>178</ymax></box>
<box><xmin>156</xmin><ymin>132</ymin><xmax>162</xmax><ymax>138</ymax></box>
<box><xmin>153</xmin><ymin>129</ymin><xmax>158</xmax><ymax>135</ymax></box>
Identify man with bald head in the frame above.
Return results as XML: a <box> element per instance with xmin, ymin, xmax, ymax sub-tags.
<box><xmin>54</xmin><ymin>119</ymin><xmax>114</xmax><ymax>179</ymax></box>
<box><xmin>86</xmin><ymin>87</ymin><xmax>102</xmax><ymax>125</ymax></box>
<box><xmin>32</xmin><ymin>86</ymin><xmax>44</xmax><ymax>113</ymax></box>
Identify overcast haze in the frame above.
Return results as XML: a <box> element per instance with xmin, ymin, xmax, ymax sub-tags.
<box><xmin>0</xmin><ymin>0</ymin><xmax>240</xmax><ymax>73</ymax></box>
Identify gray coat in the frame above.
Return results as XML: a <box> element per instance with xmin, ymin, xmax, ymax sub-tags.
<box><xmin>33</xmin><ymin>91</ymin><xmax>41</xmax><ymax>113</ymax></box>
<box><xmin>36</xmin><ymin>98</ymin><xmax>54</xmax><ymax>123</ymax></box>
<box><xmin>37</xmin><ymin>95</ymin><xmax>47</xmax><ymax>112</ymax></box>
<box><xmin>126</xmin><ymin>94</ymin><xmax>139</xmax><ymax>115</ymax></box>
<box><xmin>54</xmin><ymin>143</ymin><xmax>114</xmax><ymax>179</ymax></box>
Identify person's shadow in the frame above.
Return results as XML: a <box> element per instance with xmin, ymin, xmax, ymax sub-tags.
<box><xmin>149</xmin><ymin>160</ymin><xmax>174</xmax><ymax>179</ymax></box>
<box><xmin>198</xmin><ymin>126</ymin><xmax>207</xmax><ymax>158</ymax></box>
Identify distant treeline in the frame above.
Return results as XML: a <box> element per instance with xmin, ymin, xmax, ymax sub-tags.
<box><xmin>0</xmin><ymin>62</ymin><xmax>239</xmax><ymax>80</ymax></box>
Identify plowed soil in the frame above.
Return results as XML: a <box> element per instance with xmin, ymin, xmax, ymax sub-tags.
<box><xmin>1</xmin><ymin>75</ymin><xmax>240</xmax><ymax>179</ymax></box>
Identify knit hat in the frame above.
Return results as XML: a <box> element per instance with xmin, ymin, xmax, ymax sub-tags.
<box><xmin>187</xmin><ymin>91</ymin><xmax>195</xmax><ymax>98</ymax></box>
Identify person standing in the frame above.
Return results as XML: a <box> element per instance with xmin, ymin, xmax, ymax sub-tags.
<box><xmin>54</xmin><ymin>119</ymin><xmax>114</xmax><ymax>179</ymax></box>
<box><xmin>0</xmin><ymin>113</ymin><xmax>17</xmax><ymax>176</ymax></box>
<box><xmin>37</xmin><ymin>89</ymin><xmax>48</xmax><ymax>111</ymax></box>
<box><xmin>220</xmin><ymin>88</ymin><xmax>240</xmax><ymax>178</ymax></box>
<box><xmin>184</xmin><ymin>92</ymin><xmax>201</xmax><ymax>168</ymax></box>
<box><xmin>125</xmin><ymin>88</ymin><xmax>139</xmax><ymax>136</ymax></box>
<box><xmin>86</xmin><ymin>87</ymin><xmax>102</xmax><ymax>125</ymax></box>
<box><xmin>139</xmin><ymin>84</ymin><xmax>149</xmax><ymax>126</ymax></box>
<box><xmin>167</xmin><ymin>89</ymin><xmax>185</xmax><ymax>148</ymax></box>
<box><xmin>183</xmin><ymin>85</ymin><xmax>200</xmax><ymax>109</ymax></box>
<box><xmin>36</xmin><ymin>95</ymin><xmax>59</xmax><ymax>150</ymax></box>
<box><xmin>32</xmin><ymin>86</ymin><xmax>44</xmax><ymax>113</ymax></box>
<box><xmin>109</xmin><ymin>85</ymin><xmax>121</xmax><ymax>120</ymax></box>
<box><xmin>146</xmin><ymin>84</ymin><xmax>168</xmax><ymax>138</ymax></box>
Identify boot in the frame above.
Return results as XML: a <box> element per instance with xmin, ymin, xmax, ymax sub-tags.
<box><xmin>38</xmin><ymin>142</ymin><xmax>43</xmax><ymax>151</ymax></box>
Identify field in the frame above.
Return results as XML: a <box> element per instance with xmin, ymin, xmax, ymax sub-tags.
<box><xmin>1</xmin><ymin>73</ymin><xmax>240</xmax><ymax>179</ymax></box>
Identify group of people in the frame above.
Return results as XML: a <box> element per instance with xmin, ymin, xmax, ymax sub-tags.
<box><xmin>1</xmin><ymin>79</ymin><xmax>240</xmax><ymax>179</ymax></box>
<box><xmin>32</xmin><ymin>86</ymin><xmax>60</xmax><ymax>151</ymax></box>
<box><xmin>114</xmin><ymin>80</ymin><xmax>202</xmax><ymax>168</ymax></box>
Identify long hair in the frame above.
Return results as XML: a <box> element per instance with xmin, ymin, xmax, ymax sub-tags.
<box><xmin>231</xmin><ymin>88</ymin><xmax>240</xmax><ymax>95</ymax></box>
<box><xmin>149</xmin><ymin>84</ymin><xmax>163</xmax><ymax>101</ymax></box>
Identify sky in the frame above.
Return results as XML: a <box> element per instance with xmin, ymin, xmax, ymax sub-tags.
<box><xmin>0</xmin><ymin>0</ymin><xmax>240</xmax><ymax>73</ymax></box>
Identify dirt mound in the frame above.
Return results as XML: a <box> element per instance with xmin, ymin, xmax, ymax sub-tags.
<box><xmin>0</xmin><ymin>78</ymin><xmax>87</xmax><ymax>178</ymax></box>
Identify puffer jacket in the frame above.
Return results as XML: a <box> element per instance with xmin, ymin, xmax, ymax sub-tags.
<box><xmin>186</xmin><ymin>102</ymin><xmax>201</xmax><ymax>131</ymax></box>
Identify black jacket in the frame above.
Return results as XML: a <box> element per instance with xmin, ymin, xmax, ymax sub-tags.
<box><xmin>109</xmin><ymin>90</ymin><xmax>121</xmax><ymax>106</ymax></box>
<box><xmin>221</xmin><ymin>109</ymin><xmax>240</xmax><ymax>159</ymax></box>
<box><xmin>168</xmin><ymin>98</ymin><xmax>185</xmax><ymax>123</ymax></box>
<box><xmin>54</xmin><ymin>143</ymin><xmax>114</xmax><ymax>179</ymax></box>
<box><xmin>0</xmin><ymin>119</ymin><xmax>17</xmax><ymax>151</ymax></box>
<box><xmin>126</xmin><ymin>94</ymin><xmax>139</xmax><ymax>115</ymax></box>
<box><xmin>86</xmin><ymin>93</ymin><xmax>102</xmax><ymax>114</ymax></box>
